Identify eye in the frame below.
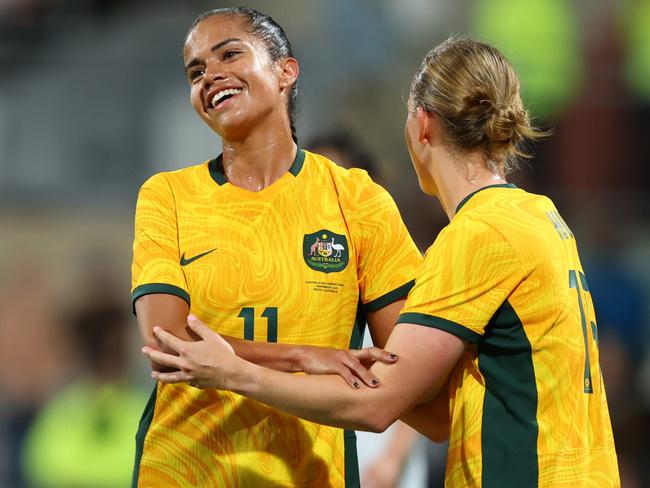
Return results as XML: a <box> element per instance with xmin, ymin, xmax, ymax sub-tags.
<box><xmin>188</xmin><ymin>68</ymin><xmax>205</xmax><ymax>83</ymax></box>
<box><xmin>223</xmin><ymin>50</ymin><xmax>241</xmax><ymax>61</ymax></box>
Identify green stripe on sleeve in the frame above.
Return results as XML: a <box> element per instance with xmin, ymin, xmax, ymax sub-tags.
<box><xmin>362</xmin><ymin>280</ymin><xmax>415</xmax><ymax>313</ymax></box>
<box><xmin>131</xmin><ymin>283</ymin><xmax>190</xmax><ymax>314</ymax></box>
<box><xmin>396</xmin><ymin>312</ymin><xmax>482</xmax><ymax>343</ymax></box>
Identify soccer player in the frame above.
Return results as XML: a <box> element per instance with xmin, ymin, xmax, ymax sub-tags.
<box><xmin>131</xmin><ymin>7</ymin><xmax>421</xmax><ymax>488</ymax></box>
<box><xmin>146</xmin><ymin>38</ymin><xmax>621</xmax><ymax>486</ymax></box>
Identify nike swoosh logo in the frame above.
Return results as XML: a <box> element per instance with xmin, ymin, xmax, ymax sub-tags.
<box><xmin>180</xmin><ymin>248</ymin><xmax>216</xmax><ymax>266</ymax></box>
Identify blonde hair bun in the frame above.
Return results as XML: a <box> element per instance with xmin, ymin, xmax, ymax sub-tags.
<box><xmin>410</xmin><ymin>37</ymin><xmax>545</xmax><ymax>173</ymax></box>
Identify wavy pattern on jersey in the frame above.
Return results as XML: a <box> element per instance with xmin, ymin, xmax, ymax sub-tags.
<box><xmin>132</xmin><ymin>153</ymin><xmax>422</xmax><ymax>487</ymax></box>
<box><xmin>132</xmin><ymin>177</ymin><xmax>187</xmax><ymax>293</ymax></box>
<box><xmin>401</xmin><ymin>187</ymin><xmax>619</xmax><ymax>487</ymax></box>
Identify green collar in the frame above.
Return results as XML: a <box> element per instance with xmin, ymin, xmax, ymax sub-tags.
<box><xmin>209</xmin><ymin>148</ymin><xmax>306</xmax><ymax>186</ymax></box>
<box><xmin>455</xmin><ymin>183</ymin><xmax>518</xmax><ymax>214</ymax></box>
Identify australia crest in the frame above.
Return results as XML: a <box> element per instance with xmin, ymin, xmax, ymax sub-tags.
<box><xmin>303</xmin><ymin>229</ymin><xmax>349</xmax><ymax>273</ymax></box>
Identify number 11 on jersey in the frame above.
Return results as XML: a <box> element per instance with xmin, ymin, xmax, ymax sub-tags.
<box><xmin>238</xmin><ymin>307</ymin><xmax>278</xmax><ymax>343</ymax></box>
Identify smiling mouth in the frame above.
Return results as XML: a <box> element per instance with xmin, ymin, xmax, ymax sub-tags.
<box><xmin>210</xmin><ymin>88</ymin><xmax>242</xmax><ymax>109</ymax></box>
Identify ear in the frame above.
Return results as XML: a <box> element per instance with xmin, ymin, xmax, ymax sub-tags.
<box><xmin>277</xmin><ymin>57</ymin><xmax>299</xmax><ymax>89</ymax></box>
<box><xmin>415</xmin><ymin>106</ymin><xmax>436</xmax><ymax>146</ymax></box>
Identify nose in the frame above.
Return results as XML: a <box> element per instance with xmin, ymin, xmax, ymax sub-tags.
<box><xmin>203</xmin><ymin>61</ymin><xmax>228</xmax><ymax>88</ymax></box>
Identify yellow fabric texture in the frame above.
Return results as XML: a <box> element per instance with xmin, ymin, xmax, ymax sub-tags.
<box><xmin>399</xmin><ymin>185</ymin><xmax>619</xmax><ymax>487</ymax></box>
<box><xmin>131</xmin><ymin>150</ymin><xmax>422</xmax><ymax>487</ymax></box>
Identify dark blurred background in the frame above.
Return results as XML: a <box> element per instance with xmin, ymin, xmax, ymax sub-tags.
<box><xmin>1</xmin><ymin>1</ymin><xmax>648</xmax><ymax>487</ymax></box>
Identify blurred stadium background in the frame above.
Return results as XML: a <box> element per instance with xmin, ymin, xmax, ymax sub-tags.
<box><xmin>1</xmin><ymin>0</ymin><xmax>649</xmax><ymax>487</ymax></box>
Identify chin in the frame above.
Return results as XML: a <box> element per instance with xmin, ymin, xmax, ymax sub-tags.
<box><xmin>207</xmin><ymin>114</ymin><xmax>248</xmax><ymax>139</ymax></box>
<box><xmin>421</xmin><ymin>185</ymin><xmax>438</xmax><ymax>197</ymax></box>
<box><xmin>416</xmin><ymin>177</ymin><xmax>438</xmax><ymax>197</ymax></box>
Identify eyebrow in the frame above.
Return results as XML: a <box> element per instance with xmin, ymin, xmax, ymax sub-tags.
<box><xmin>184</xmin><ymin>38</ymin><xmax>243</xmax><ymax>72</ymax></box>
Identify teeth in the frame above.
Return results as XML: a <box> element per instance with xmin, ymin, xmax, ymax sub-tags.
<box><xmin>211</xmin><ymin>88</ymin><xmax>242</xmax><ymax>108</ymax></box>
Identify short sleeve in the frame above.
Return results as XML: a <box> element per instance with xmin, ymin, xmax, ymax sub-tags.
<box><xmin>351</xmin><ymin>173</ymin><xmax>423</xmax><ymax>312</ymax></box>
<box><xmin>131</xmin><ymin>173</ymin><xmax>190</xmax><ymax>311</ymax></box>
<box><xmin>397</xmin><ymin>217</ymin><xmax>524</xmax><ymax>343</ymax></box>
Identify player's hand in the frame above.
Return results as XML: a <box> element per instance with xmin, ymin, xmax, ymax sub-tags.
<box><xmin>142</xmin><ymin>314</ymin><xmax>239</xmax><ymax>389</ymax></box>
<box><xmin>296</xmin><ymin>345</ymin><xmax>397</xmax><ymax>389</ymax></box>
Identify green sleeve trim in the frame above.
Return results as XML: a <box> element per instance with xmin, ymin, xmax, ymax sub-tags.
<box><xmin>362</xmin><ymin>280</ymin><xmax>415</xmax><ymax>313</ymax></box>
<box><xmin>131</xmin><ymin>283</ymin><xmax>190</xmax><ymax>314</ymax></box>
<box><xmin>396</xmin><ymin>312</ymin><xmax>482</xmax><ymax>343</ymax></box>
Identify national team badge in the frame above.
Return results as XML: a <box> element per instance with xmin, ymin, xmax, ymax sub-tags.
<box><xmin>303</xmin><ymin>229</ymin><xmax>349</xmax><ymax>273</ymax></box>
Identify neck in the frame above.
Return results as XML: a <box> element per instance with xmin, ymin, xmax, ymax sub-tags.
<box><xmin>431</xmin><ymin>149</ymin><xmax>506</xmax><ymax>220</ymax></box>
<box><xmin>220</xmin><ymin>123</ymin><xmax>296</xmax><ymax>191</ymax></box>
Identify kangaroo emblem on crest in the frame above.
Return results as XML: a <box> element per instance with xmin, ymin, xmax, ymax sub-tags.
<box><xmin>308</xmin><ymin>237</ymin><xmax>320</xmax><ymax>256</ymax></box>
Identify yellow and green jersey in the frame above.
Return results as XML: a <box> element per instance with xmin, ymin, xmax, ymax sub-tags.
<box><xmin>397</xmin><ymin>184</ymin><xmax>619</xmax><ymax>487</ymax></box>
<box><xmin>131</xmin><ymin>149</ymin><xmax>422</xmax><ymax>487</ymax></box>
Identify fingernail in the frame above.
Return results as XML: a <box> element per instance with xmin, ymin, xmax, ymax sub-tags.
<box><xmin>150</xmin><ymin>371</ymin><xmax>156</xmax><ymax>379</ymax></box>
<box><xmin>353</xmin><ymin>381</ymin><xmax>360</xmax><ymax>389</ymax></box>
<box><xmin>388</xmin><ymin>354</ymin><xmax>397</xmax><ymax>361</ymax></box>
<box><xmin>370</xmin><ymin>379</ymin><xmax>379</xmax><ymax>386</ymax></box>
<box><xmin>188</xmin><ymin>314</ymin><xmax>197</xmax><ymax>321</ymax></box>
<box><xmin>141</xmin><ymin>347</ymin><xmax>146</xmax><ymax>354</ymax></box>
<box><xmin>153</xmin><ymin>326</ymin><xmax>160</xmax><ymax>333</ymax></box>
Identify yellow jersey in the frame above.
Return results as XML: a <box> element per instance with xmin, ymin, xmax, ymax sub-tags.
<box><xmin>131</xmin><ymin>149</ymin><xmax>422</xmax><ymax>487</ymax></box>
<box><xmin>397</xmin><ymin>184</ymin><xmax>619</xmax><ymax>487</ymax></box>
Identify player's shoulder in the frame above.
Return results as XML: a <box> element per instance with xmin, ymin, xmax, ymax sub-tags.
<box><xmin>450</xmin><ymin>186</ymin><xmax>562</xmax><ymax>267</ymax></box>
<box><xmin>456</xmin><ymin>185</ymin><xmax>553</xmax><ymax>228</ymax></box>
<box><xmin>304</xmin><ymin>150</ymin><xmax>388</xmax><ymax>200</ymax></box>
<box><xmin>305</xmin><ymin>150</ymin><xmax>371</xmax><ymax>182</ymax></box>
<box><xmin>139</xmin><ymin>160</ymin><xmax>211</xmax><ymax>194</ymax></box>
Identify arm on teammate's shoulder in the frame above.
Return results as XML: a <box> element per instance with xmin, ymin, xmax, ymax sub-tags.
<box><xmin>134</xmin><ymin>294</ymin><xmax>393</xmax><ymax>387</ymax></box>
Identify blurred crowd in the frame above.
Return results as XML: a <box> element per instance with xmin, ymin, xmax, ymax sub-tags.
<box><xmin>1</xmin><ymin>1</ymin><xmax>649</xmax><ymax>487</ymax></box>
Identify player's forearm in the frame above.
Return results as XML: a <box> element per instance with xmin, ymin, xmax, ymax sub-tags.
<box><xmin>223</xmin><ymin>336</ymin><xmax>302</xmax><ymax>372</ymax></box>
<box><xmin>232</xmin><ymin>360</ymin><xmax>401</xmax><ymax>432</ymax></box>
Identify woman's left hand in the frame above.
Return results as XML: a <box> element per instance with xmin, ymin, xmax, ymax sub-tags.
<box><xmin>142</xmin><ymin>314</ymin><xmax>239</xmax><ymax>389</ymax></box>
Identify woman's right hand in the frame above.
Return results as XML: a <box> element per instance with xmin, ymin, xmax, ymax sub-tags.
<box><xmin>295</xmin><ymin>345</ymin><xmax>398</xmax><ymax>388</ymax></box>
